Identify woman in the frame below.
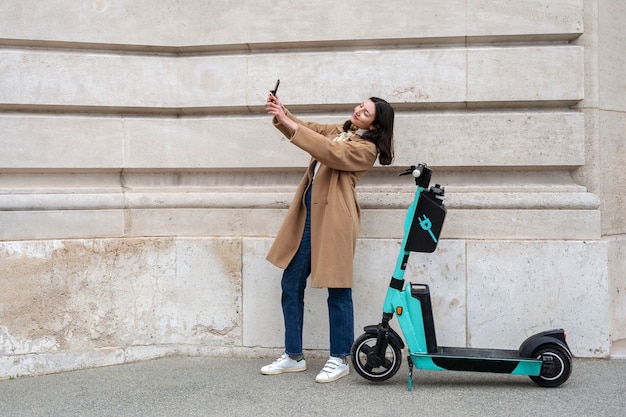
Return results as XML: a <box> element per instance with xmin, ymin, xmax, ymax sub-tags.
<box><xmin>261</xmin><ymin>91</ymin><xmax>395</xmax><ymax>383</ymax></box>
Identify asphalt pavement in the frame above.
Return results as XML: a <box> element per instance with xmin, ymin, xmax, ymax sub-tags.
<box><xmin>0</xmin><ymin>356</ymin><xmax>624</xmax><ymax>417</ymax></box>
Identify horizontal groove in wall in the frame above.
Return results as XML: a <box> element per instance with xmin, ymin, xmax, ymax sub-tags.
<box><xmin>0</xmin><ymin>191</ymin><xmax>600</xmax><ymax>211</ymax></box>
<box><xmin>0</xmin><ymin>103</ymin><xmax>585</xmax><ymax>119</ymax></box>
<box><xmin>0</xmin><ymin>104</ymin><xmax>255</xmax><ymax>117</ymax></box>
<box><xmin>0</xmin><ymin>165</ymin><xmax>584</xmax><ymax>178</ymax></box>
<box><xmin>0</xmin><ymin>101</ymin><xmax>583</xmax><ymax>117</ymax></box>
<box><xmin>0</xmin><ymin>168</ymin><xmax>589</xmax><ymax>193</ymax></box>
<box><xmin>0</xmin><ymin>165</ymin><xmax>581</xmax><ymax>178</ymax></box>
<box><xmin>0</xmin><ymin>208</ymin><xmax>600</xmax><ymax>242</ymax></box>
<box><xmin>0</xmin><ymin>34</ymin><xmax>580</xmax><ymax>57</ymax></box>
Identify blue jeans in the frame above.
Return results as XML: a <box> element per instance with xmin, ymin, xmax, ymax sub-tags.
<box><xmin>281</xmin><ymin>184</ymin><xmax>354</xmax><ymax>358</ymax></box>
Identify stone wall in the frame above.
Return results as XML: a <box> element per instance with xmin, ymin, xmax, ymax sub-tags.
<box><xmin>584</xmin><ymin>0</ymin><xmax>626</xmax><ymax>349</ymax></box>
<box><xmin>1</xmin><ymin>0</ymin><xmax>624</xmax><ymax>378</ymax></box>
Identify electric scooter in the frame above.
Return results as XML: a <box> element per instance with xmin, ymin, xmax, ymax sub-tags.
<box><xmin>351</xmin><ymin>163</ymin><xmax>573</xmax><ymax>390</ymax></box>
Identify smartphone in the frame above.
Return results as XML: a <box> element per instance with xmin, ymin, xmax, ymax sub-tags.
<box><xmin>271</xmin><ymin>79</ymin><xmax>280</xmax><ymax>96</ymax></box>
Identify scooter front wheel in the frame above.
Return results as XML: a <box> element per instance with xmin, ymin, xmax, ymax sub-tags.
<box><xmin>351</xmin><ymin>333</ymin><xmax>402</xmax><ymax>382</ymax></box>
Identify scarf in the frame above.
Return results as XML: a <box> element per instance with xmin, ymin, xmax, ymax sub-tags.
<box><xmin>333</xmin><ymin>126</ymin><xmax>368</xmax><ymax>142</ymax></box>
<box><xmin>313</xmin><ymin>126</ymin><xmax>368</xmax><ymax>178</ymax></box>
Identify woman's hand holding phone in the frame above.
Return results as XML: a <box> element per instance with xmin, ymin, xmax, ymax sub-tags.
<box><xmin>266</xmin><ymin>80</ymin><xmax>297</xmax><ymax>134</ymax></box>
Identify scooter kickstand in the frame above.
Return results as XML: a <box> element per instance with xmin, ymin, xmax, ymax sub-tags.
<box><xmin>407</xmin><ymin>355</ymin><xmax>414</xmax><ymax>391</ymax></box>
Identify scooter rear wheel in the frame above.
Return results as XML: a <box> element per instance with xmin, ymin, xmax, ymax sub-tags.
<box><xmin>351</xmin><ymin>333</ymin><xmax>402</xmax><ymax>382</ymax></box>
<box><xmin>529</xmin><ymin>344</ymin><xmax>573</xmax><ymax>387</ymax></box>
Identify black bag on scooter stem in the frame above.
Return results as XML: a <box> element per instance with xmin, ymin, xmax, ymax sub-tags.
<box><xmin>405</xmin><ymin>186</ymin><xmax>446</xmax><ymax>253</ymax></box>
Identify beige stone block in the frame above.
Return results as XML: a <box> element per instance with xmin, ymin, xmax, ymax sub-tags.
<box><xmin>443</xmin><ymin>192</ymin><xmax>598</xmax><ymax>210</ymax></box>
<box><xmin>402</xmin><ymin>239</ymin><xmax>468</xmax><ymax>347</ymax></box>
<box><xmin>241</xmin><ymin>237</ymin><xmax>329</xmax><ymax>350</ymax></box>
<box><xmin>167</xmin><ymin>238</ymin><xmax>243</xmax><ymax>346</ymax></box>
<box><xmin>247</xmin><ymin>0</ymin><xmax>467</xmax><ymax>43</ymax></box>
<box><xmin>1</xmin><ymin>46</ymin><xmax>583</xmax><ymax>110</ymax></box>
<box><xmin>360</xmin><ymin>209</ymin><xmax>406</xmax><ymax>239</ymax></box>
<box><xmin>394</xmin><ymin>111</ymin><xmax>585</xmax><ymax>167</ymax></box>
<box><xmin>0</xmin><ymin>173</ymin><xmax>122</xmax><ymax>193</ymax></box>
<box><xmin>466</xmin><ymin>241</ymin><xmax>610</xmax><ymax>357</ymax></box>
<box><xmin>0</xmin><ymin>116</ymin><xmax>124</xmax><ymax>169</ymax></box>
<box><xmin>123</xmin><ymin>192</ymin><xmax>296</xmax><ymax>210</ymax></box>
<box><xmin>598</xmin><ymin>0</ymin><xmax>626</xmax><ymax>111</ymax></box>
<box><xmin>446</xmin><ymin>209</ymin><xmax>600</xmax><ymax>240</ymax></box>
<box><xmin>125</xmin><ymin>208</ymin><xmax>285</xmax><ymax>238</ymax></box>
<box><xmin>609</xmin><ymin>238</ymin><xmax>626</xmax><ymax>343</ymax></box>
<box><xmin>0</xmin><ymin>194</ymin><xmax>124</xmax><ymax>210</ymax></box>
<box><xmin>571</xmin><ymin>108</ymin><xmax>600</xmax><ymax>195</ymax></box>
<box><xmin>0</xmin><ymin>114</ymin><xmax>300</xmax><ymax>170</ymax></box>
<box><xmin>1</xmin><ymin>1</ymin><xmax>583</xmax><ymax>47</ymax></box>
<box><xmin>0</xmin><ymin>210</ymin><xmax>124</xmax><ymax>241</ymax></box>
<box><xmin>1</xmin><ymin>109</ymin><xmax>584</xmax><ymax>170</ymax></box>
<box><xmin>120</xmin><ymin>170</ymin><xmax>304</xmax><ymax>191</ymax></box>
<box><xmin>0</xmin><ymin>238</ymin><xmax>242</xmax><ymax>353</ymax></box>
<box><xmin>122</xmin><ymin>117</ymin><xmax>306</xmax><ymax>169</ymax></box>
<box><xmin>578</xmin><ymin>2</ymin><xmax>600</xmax><ymax>108</ymax></box>
<box><xmin>468</xmin><ymin>0</ymin><xmax>584</xmax><ymax>39</ymax></box>
<box><xmin>467</xmin><ymin>46</ymin><xmax>584</xmax><ymax>103</ymax></box>
<box><xmin>241</xmin><ymin>238</ymin><xmax>281</xmax><ymax>348</ymax></box>
<box><xmin>247</xmin><ymin>48</ymin><xmax>466</xmax><ymax>106</ymax></box>
<box><xmin>0</xmin><ymin>0</ymin><xmax>249</xmax><ymax>47</ymax></box>
<box><xmin>598</xmin><ymin>111</ymin><xmax>626</xmax><ymax>234</ymax></box>
<box><xmin>242</xmin><ymin>238</ymin><xmax>467</xmax><ymax>350</ymax></box>
<box><xmin>362</xmin><ymin>207</ymin><xmax>600</xmax><ymax>240</ymax></box>
<box><xmin>0</xmin><ymin>50</ymin><xmax>246</xmax><ymax>108</ymax></box>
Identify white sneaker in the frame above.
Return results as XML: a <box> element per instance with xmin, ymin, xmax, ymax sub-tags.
<box><xmin>315</xmin><ymin>356</ymin><xmax>349</xmax><ymax>383</ymax></box>
<box><xmin>261</xmin><ymin>354</ymin><xmax>307</xmax><ymax>375</ymax></box>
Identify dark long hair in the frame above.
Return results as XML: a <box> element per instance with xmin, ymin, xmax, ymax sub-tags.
<box><xmin>343</xmin><ymin>97</ymin><xmax>395</xmax><ymax>165</ymax></box>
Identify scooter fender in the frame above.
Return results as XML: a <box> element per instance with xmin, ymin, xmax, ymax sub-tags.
<box><xmin>518</xmin><ymin>329</ymin><xmax>573</xmax><ymax>359</ymax></box>
<box><xmin>363</xmin><ymin>324</ymin><xmax>405</xmax><ymax>350</ymax></box>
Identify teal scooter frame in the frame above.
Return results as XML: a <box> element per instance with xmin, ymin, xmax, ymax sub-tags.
<box><xmin>351</xmin><ymin>164</ymin><xmax>573</xmax><ymax>389</ymax></box>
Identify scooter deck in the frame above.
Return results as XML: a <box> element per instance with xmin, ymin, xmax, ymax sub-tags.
<box><xmin>435</xmin><ymin>346</ymin><xmax>522</xmax><ymax>359</ymax></box>
<box><xmin>410</xmin><ymin>346</ymin><xmax>541</xmax><ymax>375</ymax></box>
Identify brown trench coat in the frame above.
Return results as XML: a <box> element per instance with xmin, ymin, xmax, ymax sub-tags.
<box><xmin>266</xmin><ymin>110</ymin><xmax>378</xmax><ymax>288</ymax></box>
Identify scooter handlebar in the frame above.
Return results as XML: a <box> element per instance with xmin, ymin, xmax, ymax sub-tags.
<box><xmin>400</xmin><ymin>163</ymin><xmax>431</xmax><ymax>187</ymax></box>
<box><xmin>399</xmin><ymin>165</ymin><xmax>422</xmax><ymax>177</ymax></box>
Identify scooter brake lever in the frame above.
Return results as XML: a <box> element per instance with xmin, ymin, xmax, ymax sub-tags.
<box><xmin>399</xmin><ymin>166</ymin><xmax>417</xmax><ymax>176</ymax></box>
